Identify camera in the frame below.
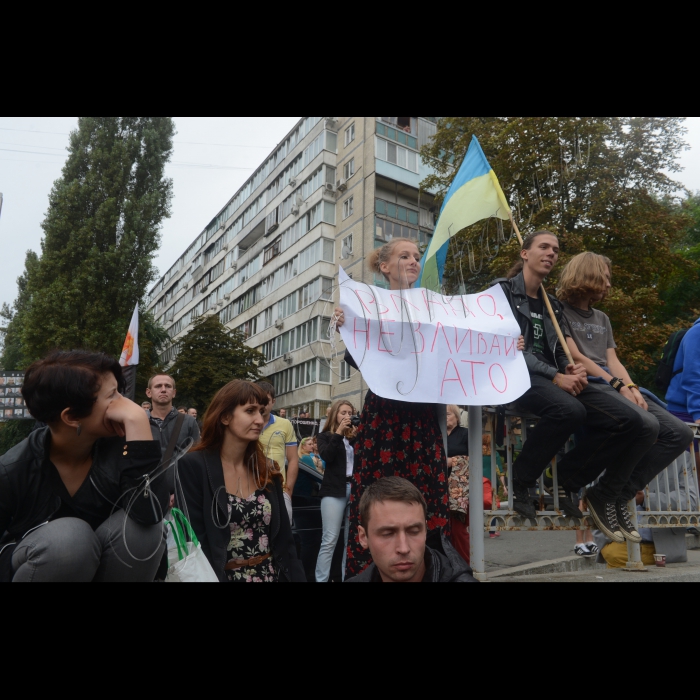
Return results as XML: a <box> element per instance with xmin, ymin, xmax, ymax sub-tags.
<box><xmin>351</xmin><ymin>416</ymin><xmax>361</xmax><ymax>428</ymax></box>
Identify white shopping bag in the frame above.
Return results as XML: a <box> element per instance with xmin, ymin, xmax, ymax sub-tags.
<box><xmin>165</xmin><ymin>509</ymin><xmax>219</xmax><ymax>583</ymax></box>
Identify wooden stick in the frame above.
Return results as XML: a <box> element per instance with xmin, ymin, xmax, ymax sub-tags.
<box><xmin>508</xmin><ymin>214</ymin><xmax>575</xmax><ymax>366</ymax></box>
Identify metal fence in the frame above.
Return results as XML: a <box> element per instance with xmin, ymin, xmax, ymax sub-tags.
<box><xmin>468</xmin><ymin>409</ymin><xmax>700</xmax><ymax>579</ymax></box>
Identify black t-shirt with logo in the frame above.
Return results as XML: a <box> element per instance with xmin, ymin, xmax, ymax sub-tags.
<box><xmin>528</xmin><ymin>296</ymin><xmax>556</xmax><ymax>368</ymax></box>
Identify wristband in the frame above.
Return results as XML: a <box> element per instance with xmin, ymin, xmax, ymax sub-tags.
<box><xmin>609</xmin><ymin>378</ymin><xmax>625</xmax><ymax>392</ymax></box>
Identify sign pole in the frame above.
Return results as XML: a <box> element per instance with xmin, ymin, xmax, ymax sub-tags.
<box><xmin>509</xmin><ymin>214</ymin><xmax>574</xmax><ymax>365</ymax></box>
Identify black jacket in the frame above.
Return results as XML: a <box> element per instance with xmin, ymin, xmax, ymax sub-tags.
<box><xmin>0</xmin><ymin>429</ymin><xmax>168</xmax><ymax>560</ymax></box>
<box><xmin>178</xmin><ymin>450</ymin><xmax>306</xmax><ymax>583</ymax></box>
<box><xmin>346</xmin><ymin>537</ymin><xmax>478</xmax><ymax>583</ymax></box>
<box><xmin>500</xmin><ymin>272</ymin><xmax>571</xmax><ymax>380</ymax></box>
<box><xmin>150</xmin><ymin>409</ymin><xmax>200</xmax><ymax>454</ymax></box>
<box><xmin>317</xmin><ymin>431</ymin><xmax>355</xmax><ymax>500</ymax></box>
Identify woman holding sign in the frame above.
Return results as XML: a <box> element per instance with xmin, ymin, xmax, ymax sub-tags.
<box><xmin>336</xmin><ymin>239</ymin><xmax>454</xmax><ymax>576</ymax></box>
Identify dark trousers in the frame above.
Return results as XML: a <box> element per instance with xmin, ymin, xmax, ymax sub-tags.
<box><xmin>512</xmin><ymin>378</ymin><xmax>658</xmax><ymax>502</ymax></box>
<box><xmin>609</xmin><ymin>393</ymin><xmax>695</xmax><ymax>502</ymax></box>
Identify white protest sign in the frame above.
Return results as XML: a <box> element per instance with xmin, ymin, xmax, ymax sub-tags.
<box><xmin>338</xmin><ymin>268</ymin><xmax>530</xmax><ymax>406</ymax></box>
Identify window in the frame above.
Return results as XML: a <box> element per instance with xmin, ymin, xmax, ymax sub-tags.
<box><xmin>344</xmin><ymin>159</ymin><xmax>355</xmax><ymax>180</ymax></box>
<box><xmin>263</xmin><ymin>238</ymin><xmax>281</xmax><ymax>265</ymax></box>
<box><xmin>343</xmin><ymin>197</ymin><xmax>354</xmax><ymax>220</ymax></box>
<box><xmin>345</xmin><ymin>124</ymin><xmax>356</xmax><ymax>147</ymax></box>
<box><xmin>342</xmin><ymin>234</ymin><xmax>354</xmax><ymax>255</ymax></box>
<box><xmin>340</xmin><ymin>361</ymin><xmax>352</xmax><ymax>382</ymax></box>
<box><xmin>375</xmin><ymin>137</ymin><xmax>419</xmax><ymax>173</ymax></box>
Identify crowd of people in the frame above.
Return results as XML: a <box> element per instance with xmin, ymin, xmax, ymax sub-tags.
<box><xmin>0</xmin><ymin>232</ymin><xmax>698</xmax><ymax>583</ymax></box>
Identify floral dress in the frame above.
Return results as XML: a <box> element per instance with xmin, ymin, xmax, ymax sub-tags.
<box><xmin>346</xmin><ymin>392</ymin><xmax>450</xmax><ymax>577</ymax></box>
<box><xmin>226</xmin><ymin>490</ymin><xmax>278</xmax><ymax>583</ymax></box>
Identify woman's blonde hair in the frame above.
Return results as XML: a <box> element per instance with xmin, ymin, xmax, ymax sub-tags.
<box><xmin>557</xmin><ymin>252</ymin><xmax>611</xmax><ymax>304</ymax></box>
<box><xmin>298</xmin><ymin>437</ymin><xmax>315</xmax><ymax>459</ymax></box>
<box><xmin>367</xmin><ymin>238</ymin><xmax>419</xmax><ymax>281</ymax></box>
<box><xmin>447</xmin><ymin>405</ymin><xmax>462</xmax><ymax>425</ymax></box>
<box><xmin>323</xmin><ymin>400</ymin><xmax>356</xmax><ymax>438</ymax></box>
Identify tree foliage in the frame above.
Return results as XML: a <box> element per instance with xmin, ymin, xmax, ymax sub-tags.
<box><xmin>1</xmin><ymin>251</ymin><xmax>40</xmax><ymax>370</ymax></box>
<box><xmin>0</xmin><ymin>420</ymin><xmax>36</xmax><ymax>457</ymax></box>
<box><xmin>169</xmin><ymin>315</ymin><xmax>267</xmax><ymax>414</ymax></box>
<box><xmin>421</xmin><ymin>117</ymin><xmax>697</xmax><ymax>381</ymax></box>
<box><xmin>4</xmin><ymin>117</ymin><xmax>175</xmax><ymax>369</ymax></box>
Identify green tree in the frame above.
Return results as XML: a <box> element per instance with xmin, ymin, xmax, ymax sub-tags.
<box><xmin>169</xmin><ymin>315</ymin><xmax>266</xmax><ymax>414</ymax></box>
<box><xmin>0</xmin><ymin>420</ymin><xmax>36</xmax><ymax>456</ymax></box>
<box><xmin>12</xmin><ymin>117</ymin><xmax>175</xmax><ymax>367</ymax></box>
<box><xmin>135</xmin><ymin>311</ymin><xmax>171</xmax><ymax>402</ymax></box>
<box><xmin>1</xmin><ymin>251</ymin><xmax>40</xmax><ymax>370</ymax></box>
<box><xmin>422</xmin><ymin>117</ymin><xmax>694</xmax><ymax>380</ymax></box>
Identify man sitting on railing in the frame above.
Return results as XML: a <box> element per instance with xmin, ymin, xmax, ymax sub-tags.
<box><xmin>558</xmin><ymin>253</ymin><xmax>694</xmax><ymax>524</ymax></box>
<box><xmin>666</xmin><ymin>315</ymin><xmax>700</xmax><ymax>471</ymax></box>
<box><xmin>500</xmin><ymin>232</ymin><xmax>658</xmax><ymax>545</ymax></box>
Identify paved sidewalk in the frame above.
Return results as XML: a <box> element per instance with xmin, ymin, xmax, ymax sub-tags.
<box><xmin>491</xmin><ymin>551</ymin><xmax>700</xmax><ymax>582</ymax></box>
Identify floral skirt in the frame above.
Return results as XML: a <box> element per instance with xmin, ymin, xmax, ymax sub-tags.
<box><xmin>346</xmin><ymin>392</ymin><xmax>450</xmax><ymax>576</ymax></box>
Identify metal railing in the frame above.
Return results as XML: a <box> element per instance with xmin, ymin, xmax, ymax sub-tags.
<box><xmin>468</xmin><ymin>409</ymin><xmax>700</xmax><ymax>579</ymax></box>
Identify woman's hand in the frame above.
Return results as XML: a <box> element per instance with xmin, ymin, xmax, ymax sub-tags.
<box><xmin>518</xmin><ymin>336</ymin><xmax>525</xmax><ymax>352</ymax></box>
<box><xmin>334</xmin><ymin>307</ymin><xmax>346</xmax><ymax>330</ymax></box>
<box><xmin>336</xmin><ymin>416</ymin><xmax>352</xmax><ymax>435</ymax></box>
<box><xmin>105</xmin><ymin>395</ymin><xmax>154</xmax><ymax>442</ymax></box>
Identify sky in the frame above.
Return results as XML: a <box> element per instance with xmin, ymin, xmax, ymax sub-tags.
<box><xmin>1</xmin><ymin>116</ymin><xmax>699</xmax><ymax>311</ymax></box>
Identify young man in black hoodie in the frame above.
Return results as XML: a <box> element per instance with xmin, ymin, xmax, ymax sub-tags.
<box><xmin>346</xmin><ymin>478</ymin><xmax>477</xmax><ymax>583</ymax></box>
<box><xmin>500</xmin><ymin>232</ymin><xmax>658</xmax><ymax>544</ymax></box>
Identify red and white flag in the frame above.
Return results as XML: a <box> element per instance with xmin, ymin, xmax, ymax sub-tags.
<box><xmin>119</xmin><ymin>304</ymin><xmax>140</xmax><ymax>367</ymax></box>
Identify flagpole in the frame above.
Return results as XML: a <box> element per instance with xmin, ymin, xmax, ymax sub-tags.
<box><xmin>508</xmin><ymin>213</ymin><xmax>575</xmax><ymax>366</ymax></box>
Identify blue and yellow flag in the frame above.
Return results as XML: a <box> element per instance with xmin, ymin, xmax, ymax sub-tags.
<box><xmin>417</xmin><ymin>136</ymin><xmax>511</xmax><ymax>292</ymax></box>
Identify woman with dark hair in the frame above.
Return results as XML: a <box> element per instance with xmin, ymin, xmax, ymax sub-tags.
<box><xmin>0</xmin><ymin>351</ymin><xmax>169</xmax><ymax>583</ymax></box>
<box><xmin>178</xmin><ymin>381</ymin><xmax>305</xmax><ymax>583</ymax></box>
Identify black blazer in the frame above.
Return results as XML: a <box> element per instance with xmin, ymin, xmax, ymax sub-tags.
<box><xmin>178</xmin><ymin>450</ymin><xmax>306</xmax><ymax>583</ymax></box>
<box><xmin>317</xmin><ymin>432</ymin><xmax>355</xmax><ymax>500</ymax></box>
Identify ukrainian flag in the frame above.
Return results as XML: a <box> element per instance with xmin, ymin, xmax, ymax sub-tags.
<box><xmin>417</xmin><ymin>135</ymin><xmax>511</xmax><ymax>292</ymax></box>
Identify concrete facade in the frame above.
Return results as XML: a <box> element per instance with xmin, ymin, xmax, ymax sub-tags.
<box><xmin>146</xmin><ymin>117</ymin><xmax>439</xmax><ymax>417</ymax></box>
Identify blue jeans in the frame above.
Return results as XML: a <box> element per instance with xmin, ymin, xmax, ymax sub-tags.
<box><xmin>316</xmin><ymin>483</ymin><xmax>351</xmax><ymax>583</ymax></box>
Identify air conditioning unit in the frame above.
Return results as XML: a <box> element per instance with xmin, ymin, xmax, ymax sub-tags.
<box><xmin>267</xmin><ymin>222</ymin><xmax>279</xmax><ymax>234</ymax></box>
<box><xmin>289</xmin><ymin>178</ymin><xmax>297</xmax><ymax>188</ymax></box>
<box><xmin>283</xmin><ymin>353</ymin><xmax>293</xmax><ymax>364</ymax></box>
<box><xmin>291</xmin><ymin>205</ymin><xmax>300</xmax><ymax>216</ymax></box>
<box><xmin>337</xmin><ymin>178</ymin><xmax>348</xmax><ymax>192</ymax></box>
<box><xmin>275</xmin><ymin>320</ymin><xmax>284</xmax><ymax>331</ymax></box>
<box><xmin>325</xmin><ymin>117</ymin><xmax>338</xmax><ymax>130</ymax></box>
<box><xmin>223</xmin><ymin>244</ymin><xmax>229</xmax><ymax>251</ymax></box>
<box><xmin>183</xmin><ymin>283</ymin><xmax>189</xmax><ymax>290</ymax></box>
<box><xmin>224</xmin><ymin>294</ymin><xmax>231</xmax><ymax>301</ymax></box>
<box><xmin>325</xmin><ymin>183</ymin><xmax>337</xmax><ymax>195</ymax></box>
<box><xmin>201</xmin><ymin>283</ymin><xmax>209</xmax><ymax>294</ymax></box>
<box><xmin>231</xmin><ymin>263</ymin><xmax>238</xmax><ymax>272</ymax></box>
<box><xmin>217</xmin><ymin>300</ymin><xmax>224</xmax><ymax>308</ymax></box>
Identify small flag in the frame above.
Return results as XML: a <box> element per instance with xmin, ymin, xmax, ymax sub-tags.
<box><xmin>120</xmin><ymin>304</ymin><xmax>140</xmax><ymax>367</ymax></box>
<box><xmin>417</xmin><ymin>136</ymin><xmax>511</xmax><ymax>292</ymax></box>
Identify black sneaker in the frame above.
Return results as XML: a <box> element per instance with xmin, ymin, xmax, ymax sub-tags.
<box><xmin>616</xmin><ymin>502</ymin><xmax>643</xmax><ymax>544</ymax></box>
<box><xmin>584</xmin><ymin>488</ymin><xmax>625</xmax><ymax>544</ymax></box>
<box><xmin>513</xmin><ymin>480</ymin><xmax>537</xmax><ymax>521</ymax></box>
<box><xmin>543</xmin><ymin>475</ymin><xmax>584</xmax><ymax>519</ymax></box>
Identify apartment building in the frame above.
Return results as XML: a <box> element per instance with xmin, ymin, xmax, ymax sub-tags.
<box><xmin>146</xmin><ymin>117</ymin><xmax>439</xmax><ymax>418</ymax></box>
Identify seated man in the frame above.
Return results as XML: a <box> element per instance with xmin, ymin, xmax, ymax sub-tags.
<box><xmin>558</xmin><ymin>253</ymin><xmax>694</xmax><ymax>514</ymax></box>
<box><xmin>666</xmin><ymin>315</ymin><xmax>700</xmax><ymax>471</ymax></box>
<box><xmin>346</xmin><ymin>477</ymin><xmax>477</xmax><ymax>583</ymax></box>
<box><xmin>501</xmin><ymin>232</ymin><xmax>658</xmax><ymax>544</ymax></box>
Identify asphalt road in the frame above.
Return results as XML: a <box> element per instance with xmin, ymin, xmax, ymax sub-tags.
<box><xmin>484</xmin><ymin>530</ymin><xmax>586</xmax><ymax>572</ymax></box>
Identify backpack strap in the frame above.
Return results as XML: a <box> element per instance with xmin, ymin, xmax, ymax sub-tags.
<box><xmin>164</xmin><ymin>413</ymin><xmax>186</xmax><ymax>467</ymax></box>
